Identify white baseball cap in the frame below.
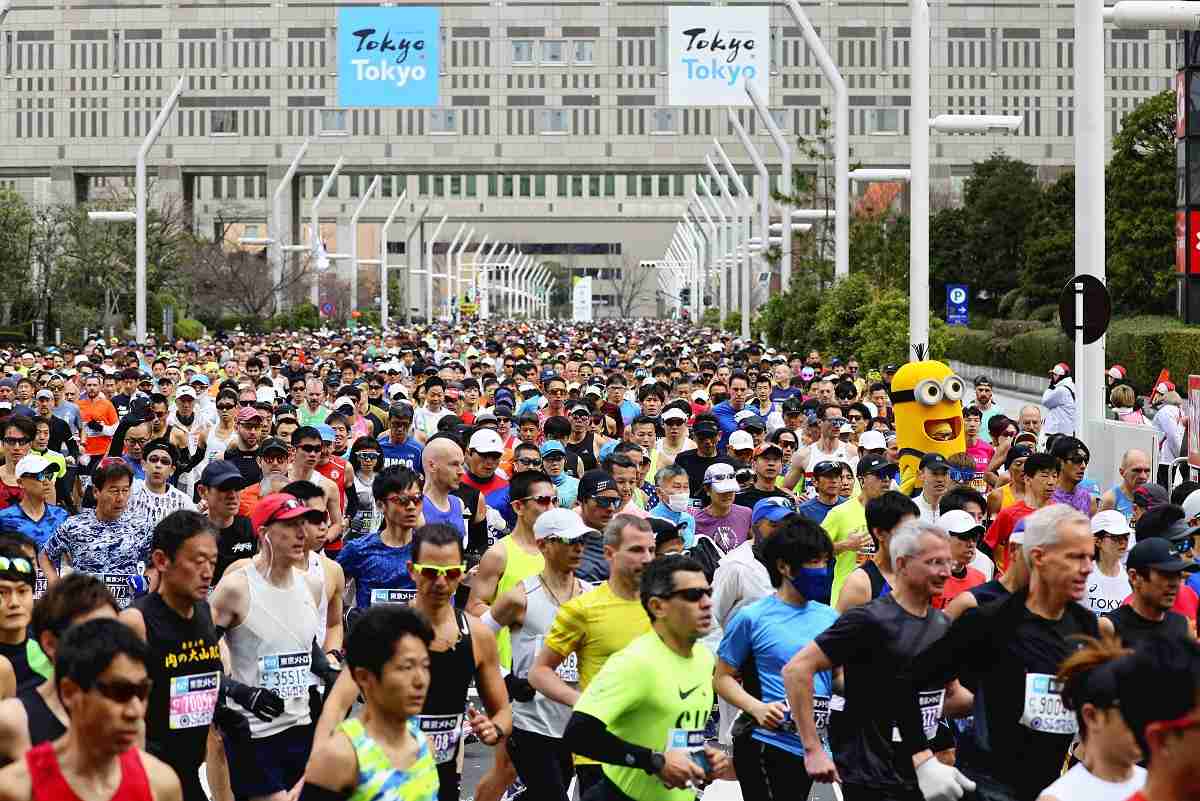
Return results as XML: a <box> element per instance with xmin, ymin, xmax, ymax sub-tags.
<box><xmin>15</xmin><ymin>454</ymin><xmax>53</xmax><ymax>478</ymax></box>
<box><xmin>937</xmin><ymin>509</ymin><xmax>984</xmax><ymax>537</ymax></box>
<box><xmin>704</xmin><ymin>464</ymin><xmax>740</xmax><ymax>493</ymax></box>
<box><xmin>1185</xmin><ymin>489</ymin><xmax>1200</xmax><ymax>523</ymax></box>
<box><xmin>729</xmin><ymin>430</ymin><xmax>754</xmax><ymax>452</ymax></box>
<box><xmin>1090</xmin><ymin>509</ymin><xmax>1133</xmax><ymax>536</ymax></box>
<box><xmin>533</xmin><ymin>508</ymin><xmax>596</xmax><ymax>541</ymax></box>
<box><xmin>175</xmin><ymin>385</ymin><xmax>197</xmax><ymax>400</ymax></box>
<box><xmin>467</xmin><ymin>428</ymin><xmax>505</xmax><ymax>454</ymax></box>
<box><xmin>858</xmin><ymin>430</ymin><xmax>887</xmax><ymax>451</ymax></box>
<box><xmin>661</xmin><ymin>407</ymin><xmax>688</xmax><ymax>423</ymax></box>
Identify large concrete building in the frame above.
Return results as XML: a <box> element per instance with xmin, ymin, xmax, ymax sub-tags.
<box><xmin>0</xmin><ymin>0</ymin><xmax>1179</xmax><ymax>320</ymax></box>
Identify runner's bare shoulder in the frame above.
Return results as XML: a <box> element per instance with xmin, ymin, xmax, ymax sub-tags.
<box><xmin>0</xmin><ymin>697</ymin><xmax>30</xmax><ymax>764</ymax></box>
<box><xmin>138</xmin><ymin>748</ymin><xmax>184</xmax><ymax>801</ymax></box>
<box><xmin>0</xmin><ymin>755</ymin><xmax>33</xmax><ymax>801</ymax></box>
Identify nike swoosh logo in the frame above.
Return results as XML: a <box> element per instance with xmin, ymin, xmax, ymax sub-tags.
<box><xmin>679</xmin><ymin>685</ymin><xmax>701</xmax><ymax>700</ymax></box>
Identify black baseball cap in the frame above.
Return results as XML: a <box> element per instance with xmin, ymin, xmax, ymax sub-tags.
<box><xmin>388</xmin><ymin>402</ymin><xmax>414</xmax><ymax>419</ymax></box>
<box><xmin>974</xmin><ymin>375</ymin><xmax>993</xmax><ymax>387</ymax></box>
<box><xmin>259</xmin><ymin>437</ymin><xmax>290</xmax><ymax>457</ymax></box>
<box><xmin>919</xmin><ymin>453</ymin><xmax>950</xmax><ymax>472</ymax></box>
<box><xmin>1004</xmin><ymin>444</ymin><xmax>1034</xmax><ymax>470</ymax></box>
<box><xmin>694</xmin><ymin>420</ymin><xmax>720</xmax><ymax>437</ymax></box>
<box><xmin>857</xmin><ymin>454</ymin><xmax>894</xmax><ymax>479</ymax></box>
<box><xmin>579</xmin><ymin>469</ymin><xmax>618</xmax><ymax>500</ymax></box>
<box><xmin>782</xmin><ymin>397</ymin><xmax>805</xmax><ymax>414</ymax></box>
<box><xmin>812</xmin><ymin>460</ymin><xmax>844</xmax><ymax>478</ymax></box>
<box><xmin>199</xmin><ymin>460</ymin><xmax>247</xmax><ymax>489</ymax></box>
<box><xmin>1126</xmin><ymin>538</ymin><xmax>1199</xmax><ymax>573</ymax></box>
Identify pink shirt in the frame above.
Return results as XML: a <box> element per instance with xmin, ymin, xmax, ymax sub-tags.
<box><xmin>965</xmin><ymin>438</ymin><xmax>995</xmax><ymax>473</ymax></box>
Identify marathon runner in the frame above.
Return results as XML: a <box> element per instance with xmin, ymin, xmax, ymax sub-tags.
<box><xmin>563</xmin><ymin>554</ymin><xmax>732</xmax><ymax>799</ymax></box>
<box><xmin>0</xmin><ymin>574</ymin><xmax>119</xmax><ymax>764</ymax></box>
<box><xmin>0</xmin><ymin>548</ymin><xmax>38</xmax><ymax>697</ymax></box>
<box><xmin>824</xmin><ymin>456</ymin><xmax>902</xmax><ymax>604</ymax></box>
<box><xmin>196</xmin><ymin>460</ymin><xmax>257</xmax><ymax>585</ymax></box>
<box><xmin>280</xmin><ymin>480</ymin><xmax>347</xmax><ymax>660</ymax></box>
<box><xmin>894</xmin><ymin>504</ymin><xmax>1100</xmax><ymax>801</ymax></box>
<box><xmin>120</xmin><ymin>510</ymin><xmax>222</xmax><ymax>801</ymax></box>
<box><xmin>317</xmin><ymin>523</ymin><xmax>511</xmax><ymax>801</ymax></box>
<box><xmin>715</xmin><ymin>518</ymin><xmax>838</xmax><ymax>801</ymax></box>
<box><xmin>337</xmin><ymin>467</ymin><xmax>422</xmax><ymax>610</ymax></box>
<box><xmin>1099</xmin><ymin>537</ymin><xmax>1194</xmax><ymax>646</ymax></box>
<box><xmin>783</xmin><ymin>520</ymin><xmax>971</xmax><ymax>801</ymax></box>
<box><xmin>834</xmin><ymin>491</ymin><xmax>919</xmax><ymax>612</ymax></box>
<box><xmin>529</xmin><ymin>513</ymin><xmax>655</xmax><ymax>795</ymax></box>
<box><xmin>484</xmin><ymin>507</ymin><xmax>593</xmax><ymax>801</ymax></box>
<box><xmin>0</xmin><ymin>618</ymin><xmax>182</xmax><ymax>801</ymax></box>
<box><xmin>300</xmin><ymin>605</ymin><xmax>439</xmax><ymax>801</ymax></box>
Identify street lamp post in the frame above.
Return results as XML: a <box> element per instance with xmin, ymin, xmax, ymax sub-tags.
<box><xmin>450</xmin><ymin>228</ymin><xmax>475</xmax><ymax>322</ymax></box>
<box><xmin>709</xmin><ymin>149</ymin><xmax>752</xmax><ymax>338</ymax></box>
<box><xmin>683</xmin><ymin>212</ymin><xmax>707</xmax><ymax>319</ymax></box>
<box><xmin>689</xmin><ymin>195</ymin><xmax>717</xmax><ymax>319</ymax></box>
<box><xmin>310</xmin><ymin>156</ymin><xmax>346</xmax><ymax>308</ymax></box>
<box><xmin>348</xmin><ymin>175</ymin><xmax>381</xmax><ymax>323</ymax></box>
<box><xmin>745</xmin><ymin>81</ymin><xmax>793</xmax><ymax>293</ymax></box>
<box><xmin>378</xmin><ymin>191</ymin><xmax>409</xmax><ymax>331</ymax></box>
<box><xmin>706</xmin><ymin>155</ymin><xmax>746</xmax><ymax>335</ymax></box>
<box><xmin>698</xmin><ymin>181</ymin><xmax>729</xmax><ymax>325</ymax></box>
<box><xmin>728</xmin><ymin>113</ymin><xmax>771</xmax><ymax>297</ymax></box>
<box><xmin>439</xmin><ymin>224</ymin><xmax>467</xmax><ymax>322</ymax></box>
<box><xmin>268</xmin><ymin>138</ymin><xmax>310</xmax><ymax>313</ymax></box>
<box><xmin>424</xmin><ymin>215</ymin><xmax>448</xmax><ymax>324</ymax></box>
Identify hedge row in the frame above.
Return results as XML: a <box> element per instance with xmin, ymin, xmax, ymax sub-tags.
<box><xmin>943</xmin><ymin>315</ymin><xmax>1199</xmax><ymax>392</ymax></box>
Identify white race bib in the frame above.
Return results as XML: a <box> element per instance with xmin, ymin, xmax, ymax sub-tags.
<box><xmin>556</xmin><ymin>650</ymin><xmax>579</xmax><ymax>684</ymax></box>
<box><xmin>893</xmin><ymin>688</ymin><xmax>946</xmax><ymax>742</ymax></box>
<box><xmin>419</xmin><ymin>714</ymin><xmax>464</xmax><ymax>764</ymax></box>
<box><xmin>257</xmin><ymin>651</ymin><xmax>311</xmax><ymax>700</ymax></box>
<box><xmin>169</xmin><ymin>671</ymin><xmax>220</xmax><ymax>729</ymax></box>
<box><xmin>370</xmin><ymin>588</ymin><xmax>416</xmax><ymax>606</ymax></box>
<box><xmin>1020</xmin><ymin>673</ymin><xmax>1076</xmax><ymax>734</ymax></box>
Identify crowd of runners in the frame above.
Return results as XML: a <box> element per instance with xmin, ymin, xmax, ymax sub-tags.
<box><xmin>0</xmin><ymin>320</ymin><xmax>1191</xmax><ymax>801</ymax></box>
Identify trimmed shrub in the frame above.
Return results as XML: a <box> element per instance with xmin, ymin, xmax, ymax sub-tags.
<box><xmin>174</xmin><ymin>318</ymin><xmax>204</xmax><ymax>341</ymax></box>
<box><xmin>992</xmin><ymin>319</ymin><xmax>1044</xmax><ymax>339</ymax></box>
<box><xmin>1008</xmin><ymin>328</ymin><xmax>1072</xmax><ymax>373</ymax></box>
<box><xmin>944</xmin><ymin>328</ymin><xmax>996</xmax><ymax>366</ymax></box>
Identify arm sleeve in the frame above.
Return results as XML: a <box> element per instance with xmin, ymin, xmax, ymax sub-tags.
<box><xmin>892</xmin><ymin>607</ymin><xmax>990</xmax><ymax>756</ymax></box>
<box><xmin>564</xmin><ymin>711</ymin><xmax>658</xmax><ymax>773</ymax></box>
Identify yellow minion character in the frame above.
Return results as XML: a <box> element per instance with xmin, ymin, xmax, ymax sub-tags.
<box><xmin>889</xmin><ymin>361</ymin><xmax>967</xmax><ymax>491</ymax></box>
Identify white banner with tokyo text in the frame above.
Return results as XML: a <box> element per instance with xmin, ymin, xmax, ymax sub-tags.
<box><xmin>669</xmin><ymin>7</ymin><xmax>770</xmax><ymax>106</ymax></box>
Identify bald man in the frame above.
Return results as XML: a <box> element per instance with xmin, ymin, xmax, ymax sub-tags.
<box><xmin>421</xmin><ymin>436</ymin><xmax>485</xmax><ymax>544</ymax></box>
<box><xmin>1100</xmin><ymin>448</ymin><xmax>1152</xmax><ymax>524</ymax></box>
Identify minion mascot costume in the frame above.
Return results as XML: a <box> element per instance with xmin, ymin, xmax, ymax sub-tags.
<box><xmin>889</xmin><ymin>361</ymin><xmax>967</xmax><ymax>493</ymax></box>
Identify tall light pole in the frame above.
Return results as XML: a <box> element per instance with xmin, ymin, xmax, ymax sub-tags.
<box><xmin>712</xmin><ymin>144</ymin><xmax>753</xmax><ymax>338</ymax></box>
<box><xmin>348</xmin><ymin>175</ymin><xmax>381</xmax><ymax>323</ymax></box>
<box><xmin>399</xmin><ymin>202</ymin><xmax>427</xmax><ymax>327</ymax></box>
<box><xmin>745</xmin><ymin>80</ymin><xmax>793</xmax><ymax>293</ymax></box>
<box><xmin>438</xmin><ymin>224</ymin><xmax>467</xmax><ymax>323</ymax></box>
<box><xmin>690</xmin><ymin>195</ymin><xmax>717</xmax><ymax>320</ymax></box>
<box><xmin>706</xmin><ymin>156</ymin><xmax>746</xmax><ymax>336</ymax></box>
<box><xmin>424</xmin><ymin>215</ymin><xmax>448</xmax><ymax>324</ymax></box>
<box><xmin>728</xmin><ymin>113</ymin><xmax>770</xmax><ymax>297</ymax></box>
<box><xmin>378</xmin><ymin>191</ymin><xmax>410</xmax><ymax>331</ymax></box>
<box><xmin>310</xmin><ymin>156</ymin><xmax>346</xmax><ymax>308</ymax></box>
<box><xmin>450</xmin><ymin>228</ymin><xmax>475</xmax><ymax>322</ymax></box>
<box><xmin>698</xmin><ymin>181</ymin><xmax>729</xmax><ymax>325</ymax></box>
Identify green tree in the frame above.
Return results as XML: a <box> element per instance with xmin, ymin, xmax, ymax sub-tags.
<box><xmin>1021</xmin><ymin>171</ymin><xmax>1076</xmax><ymax>310</ymax></box>
<box><xmin>961</xmin><ymin>153</ymin><xmax>1042</xmax><ymax>301</ymax></box>
<box><xmin>849</xmin><ymin>214</ymin><xmax>909</xmax><ymax>293</ymax></box>
<box><xmin>929</xmin><ymin>206</ymin><xmax>971</xmax><ymax>312</ymax></box>
<box><xmin>1106</xmin><ymin>89</ymin><xmax>1176</xmax><ymax>314</ymax></box>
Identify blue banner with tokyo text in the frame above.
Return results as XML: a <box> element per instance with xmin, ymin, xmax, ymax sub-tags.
<box><xmin>337</xmin><ymin>7</ymin><xmax>440</xmax><ymax>107</ymax></box>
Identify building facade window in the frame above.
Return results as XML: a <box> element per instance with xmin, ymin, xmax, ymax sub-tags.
<box><xmin>512</xmin><ymin>40</ymin><xmax>535</xmax><ymax>65</ymax></box>
<box><xmin>430</xmin><ymin>109</ymin><xmax>458</xmax><ymax>133</ymax></box>
<box><xmin>574</xmin><ymin>40</ymin><xmax>595</xmax><ymax>64</ymax></box>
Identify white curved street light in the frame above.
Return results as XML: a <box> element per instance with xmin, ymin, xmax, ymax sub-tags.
<box><xmin>698</xmin><ymin>175</ymin><xmax>730</xmax><ymax>325</ymax></box>
<box><xmin>348</xmin><ymin>175</ymin><xmax>381</xmax><ymax>322</ymax></box>
<box><xmin>424</xmin><ymin>215</ymin><xmax>448</xmax><ymax>323</ymax></box>
<box><xmin>378</xmin><ymin>191</ymin><xmax>409</xmax><ymax>330</ymax></box>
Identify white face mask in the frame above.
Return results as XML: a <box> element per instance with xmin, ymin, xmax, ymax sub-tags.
<box><xmin>666</xmin><ymin>493</ymin><xmax>691</xmax><ymax>513</ymax></box>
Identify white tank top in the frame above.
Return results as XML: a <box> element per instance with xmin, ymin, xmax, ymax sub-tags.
<box><xmin>306</xmin><ymin>551</ymin><xmax>329</xmax><ymax>647</ymax></box>
<box><xmin>224</xmin><ymin>563</ymin><xmax>319</xmax><ymax>738</ymax></box>
<box><xmin>510</xmin><ymin>574</ymin><xmax>590</xmax><ymax>738</ymax></box>
<box><xmin>1085</xmin><ymin>566</ymin><xmax>1132</xmax><ymax>617</ymax></box>
<box><xmin>1040</xmin><ymin>762</ymin><xmax>1144</xmax><ymax>801</ymax></box>
<box><xmin>205</xmin><ymin>427</ymin><xmax>235</xmax><ymax>466</ymax></box>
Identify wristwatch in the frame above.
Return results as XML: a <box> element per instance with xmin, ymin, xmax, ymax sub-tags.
<box><xmin>647</xmin><ymin>751</ymin><xmax>666</xmax><ymax>775</ymax></box>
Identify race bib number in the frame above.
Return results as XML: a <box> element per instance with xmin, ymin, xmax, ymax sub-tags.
<box><xmin>102</xmin><ymin>574</ymin><xmax>135</xmax><ymax>609</ymax></box>
<box><xmin>665</xmin><ymin>728</ymin><xmax>705</xmax><ymax>752</ymax></box>
<box><xmin>370</xmin><ymin>588</ymin><xmax>416</xmax><ymax>606</ymax></box>
<box><xmin>1020</xmin><ymin>673</ymin><xmax>1077</xmax><ymax>734</ymax></box>
<box><xmin>34</xmin><ymin>574</ymin><xmax>47</xmax><ymax>600</ymax></box>
<box><xmin>893</xmin><ymin>689</ymin><xmax>946</xmax><ymax>742</ymax></box>
<box><xmin>169</xmin><ymin>671</ymin><xmax>220</xmax><ymax>729</ymax></box>
<box><xmin>258</xmin><ymin>651</ymin><xmax>311</xmax><ymax>700</ymax></box>
<box><xmin>555</xmin><ymin>651</ymin><xmax>579</xmax><ymax>684</ymax></box>
<box><xmin>419</xmin><ymin>714</ymin><xmax>464</xmax><ymax>764</ymax></box>
<box><xmin>853</xmin><ymin>528</ymin><xmax>877</xmax><ymax>566</ymax></box>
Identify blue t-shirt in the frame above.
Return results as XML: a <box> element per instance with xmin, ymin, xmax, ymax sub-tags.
<box><xmin>378</xmin><ymin>434</ymin><xmax>424</xmax><ymax>473</ymax></box>
<box><xmin>0</xmin><ymin>503</ymin><xmax>68</xmax><ymax>549</ymax></box>
<box><xmin>422</xmin><ymin>495</ymin><xmax>465</xmax><ymax>541</ymax></box>
<box><xmin>718</xmin><ymin>594</ymin><xmax>839</xmax><ymax>756</ymax></box>
<box><xmin>336</xmin><ymin>531</ymin><xmax>415</xmax><ymax>609</ymax></box>
<box><xmin>797</xmin><ymin>497</ymin><xmax>842</xmax><ymax>524</ymax></box>
<box><xmin>647</xmin><ymin>504</ymin><xmax>697</xmax><ymax>547</ymax></box>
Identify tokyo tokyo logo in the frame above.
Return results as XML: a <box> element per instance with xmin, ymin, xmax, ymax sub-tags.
<box><xmin>669</xmin><ymin>7</ymin><xmax>769</xmax><ymax>106</ymax></box>
<box><xmin>337</xmin><ymin>7</ymin><xmax>440</xmax><ymax>107</ymax></box>
<box><xmin>679</xmin><ymin>27</ymin><xmax>759</xmax><ymax>86</ymax></box>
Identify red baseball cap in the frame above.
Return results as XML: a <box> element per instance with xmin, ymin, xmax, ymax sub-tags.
<box><xmin>251</xmin><ymin>493</ymin><xmax>315</xmax><ymax>534</ymax></box>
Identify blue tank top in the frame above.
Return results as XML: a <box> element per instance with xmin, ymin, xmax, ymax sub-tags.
<box><xmin>422</xmin><ymin>494</ymin><xmax>466</xmax><ymax>540</ymax></box>
<box><xmin>1109</xmin><ymin>484</ymin><xmax>1135</xmax><ymax>523</ymax></box>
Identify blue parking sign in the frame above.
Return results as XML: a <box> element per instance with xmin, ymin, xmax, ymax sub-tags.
<box><xmin>947</xmin><ymin>284</ymin><xmax>969</xmax><ymax>326</ymax></box>
<box><xmin>337</xmin><ymin>7</ymin><xmax>440</xmax><ymax>107</ymax></box>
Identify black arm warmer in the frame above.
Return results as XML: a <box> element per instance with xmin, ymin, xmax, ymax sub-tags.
<box><xmin>564</xmin><ymin>712</ymin><xmax>658</xmax><ymax>775</ymax></box>
<box><xmin>298</xmin><ymin>783</ymin><xmax>349</xmax><ymax>801</ymax></box>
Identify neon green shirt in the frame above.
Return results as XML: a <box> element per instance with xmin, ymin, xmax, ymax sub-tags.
<box><xmin>573</xmin><ymin>630</ymin><xmax>715</xmax><ymax>801</ymax></box>
<box><xmin>822</xmin><ymin>497</ymin><xmax>869</xmax><ymax>606</ymax></box>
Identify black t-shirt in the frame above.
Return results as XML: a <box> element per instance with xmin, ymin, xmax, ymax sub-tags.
<box><xmin>735</xmin><ymin>486</ymin><xmax>793</xmax><ymax>511</ymax></box>
<box><xmin>222</xmin><ymin>445</ymin><xmax>263</xmax><ymax>486</ymax></box>
<box><xmin>214</xmin><ymin>516</ymin><xmax>256</xmax><ymax>585</ymax></box>
<box><xmin>895</xmin><ymin>590</ymin><xmax>1099</xmax><ymax>801</ymax></box>
<box><xmin>814</xmin><ymin>595</ymin><xmax>951</xmax><ymax>791</ymax></box>
<box><xmin>0</xmin><ymin>639</ymin><xmax>40</xmax><ymax>695</ymax></box>
<box><xmin>968</xmin><ymin>579</ymin><xmax>1010</xmax><ymax>607</ymax></box>
<box><xmin>673</xmin><ymin>450</ymin><xmax>734</xmax><ymax>499</ymax></box>
<box><xmin>1105</xmin><ymin>605</ymin><xmax>1191</xmax><ymax>648</ymax></box>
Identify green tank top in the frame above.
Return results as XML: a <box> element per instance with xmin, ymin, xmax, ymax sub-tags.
<box><xmin>338</xmin><ymin>717</ymin><xmax>439</xmax><ymax>801</ymax></box>
<box><xmin>495</xmin><ymin>535</ymin><xmax>545</xmax><ymax>669</ymax></box>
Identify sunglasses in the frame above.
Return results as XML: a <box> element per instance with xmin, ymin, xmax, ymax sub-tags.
<box><xmin>1170</xmin><ymin>537</ymin><xmax>1195</xmax><ymax>555</ymax></box>
<box><xmin>866</xmin><ymin>466</ymin><xmax>901</xmax><ymax>482</ymax></box>
<box><xmin>661</xmin><ymin>587</ymin><xmax>713</xmax><ymax>602</ymax></box>
<box><xmin>385</xmin><ymin>494</ymin><xmax>422</xmax><ymax>508</ymax></box>
<box><xmin>1098</xmin><ymin>532</ymin><xmax>1130</xmax><ymax>542</ymax></box>
<box><xmin>146</xmin><ymin>456</ymin><xmax>174</xmax><ymax>467</ymax></box>
<box><xmin>1064</xmin><ymin>455</ymin><xmax>1089</xmax><ymax>465</ymax></box>
<box><xmin>217</xmin><ymin>404</ymin><xmax>235</xmax><ymax>412</ymax></box>
<box><xmin>92</xmin><ymin>678</ymin><xmax>153</xmax><ymax>704</ymax></box>
<box><xmin>0</xmin><ymin>556</ymin><xmax>32</xmax><ymax>573</ymax></box>
<box><xmin>297</xmin><ymin>444</ymin><xmax>322</xmax><ymax>454</ymax></box>
<box><xmin>2</xmin><ymin>437</ymin><xmax>29</xmax><ymax>447</ymax></box>
<box><xmin>412</xmin><ymin>562</ymin><xmax>466</xmax><ymax>581</ymax></box>
<box><xmin>590</xmin><ymin>496</ymin><xmax>622</xmax><ymax>509</ymax></box>
<box><xmin>518</xmin><ymin>494</ymin><xmax>557</xmax><ymax>507</ymax></box>
<box><xmin>356</xmin><ymin>451</ymin><xmax>380</xmax><ymax>461</ymax></box>
<box><xmin>847</xmin><ymin>414</ymin><xmax>864</xmax><ymax>422</ymax></box>
<box><xmin>516</xmin><ymin>457</ymin><xmax>542</xmax><ymax>467</ymax></box>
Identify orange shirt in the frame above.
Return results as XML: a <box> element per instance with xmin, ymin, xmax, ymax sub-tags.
<box><xmin>77</xmin><ymin>396</ymin><xmax>118</xmax><ymax>456</ymax></box>
<box><xmin>316</xmin><ymin>456</ymin><xmax>349</xmax><ymax>511</ymax></box>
